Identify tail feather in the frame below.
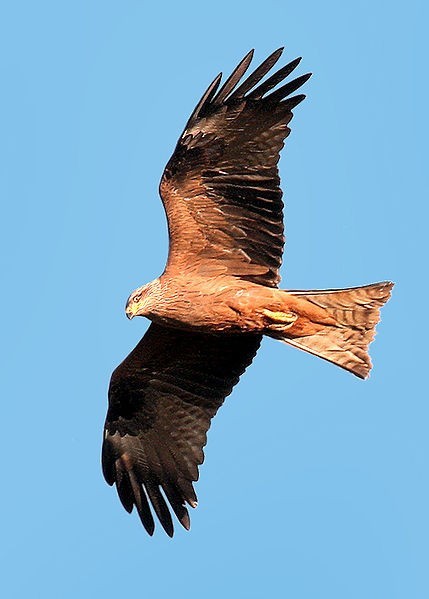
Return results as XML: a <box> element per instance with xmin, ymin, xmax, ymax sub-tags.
<box><xmin>275</xmin><ymin>282</ymin><xmax>394</xmax><ymax>379</ymax></box>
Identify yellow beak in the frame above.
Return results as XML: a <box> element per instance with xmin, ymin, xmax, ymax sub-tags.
<box><xmin>125</xmin><ymin>302</ymin><xmax>140</xmax><ymax>320</ymax></box>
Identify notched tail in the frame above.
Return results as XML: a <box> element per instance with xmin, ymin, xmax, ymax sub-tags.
<box><xmin>272</xmin><ymin>282</ymin><xmax>394</xmax><ymax>379</ymax></box>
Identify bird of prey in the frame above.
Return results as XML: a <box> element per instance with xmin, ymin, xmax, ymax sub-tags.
<box><xmin>102</xmin><ymin>48</ymin><xmax>393</xmax><ymax>537</ymax></box>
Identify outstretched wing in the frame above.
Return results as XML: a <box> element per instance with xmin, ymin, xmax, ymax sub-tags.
<box><xmin>102</xmin><ymin>324</ymin><xmax>261</xmax><ymax>536</ymax></box>
<box><xmin>160</xmin><ymin>48</ymin><xmax>311</xmax><ymax>288</ymax></box>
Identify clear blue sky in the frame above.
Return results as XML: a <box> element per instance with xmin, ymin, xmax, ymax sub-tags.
<box><xmin>1</xmin><ymin>1</ymin><xmax>427</xmax><ymax>597</ymax></box>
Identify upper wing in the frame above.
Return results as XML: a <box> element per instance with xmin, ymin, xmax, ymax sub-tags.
<box><xmin>160</xmin><ymin>48</ymin><xmax>311</xmax><ymax>288</ymax></box>
<box><xmin>102</xmin><ymin>323</ymin><xmax>261</xmax><ymax>536</ymax></box>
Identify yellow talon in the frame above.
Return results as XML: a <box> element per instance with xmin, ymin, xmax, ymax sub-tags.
<box><xmin>262</xmin><ymin>309</ymin><xmax>298</xmax><ymax>324</ymax></box>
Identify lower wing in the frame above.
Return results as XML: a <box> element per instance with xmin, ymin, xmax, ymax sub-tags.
<box><xmin>102</xmin><ymin>323</ymin><xmax>261</xmax><ymax>536</ymax></box>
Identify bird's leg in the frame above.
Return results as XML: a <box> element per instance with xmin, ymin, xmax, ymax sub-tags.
<box><xmin>262</xmin><ymin>309</ymin><xmax>298</xmax><ymax>329</ymax></box>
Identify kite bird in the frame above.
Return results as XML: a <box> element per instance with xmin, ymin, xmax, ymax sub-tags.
<box><xmin>102</xmin><ymin>48</ymin><xmax>393</xmax><ymax>537</ymax></box>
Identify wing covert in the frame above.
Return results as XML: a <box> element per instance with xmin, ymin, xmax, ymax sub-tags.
<box><xmin>102</xmin><ymin>324</ymin><xmax>261</xmax><ymax>536</ymax></box>
<box><xmin>160</xmin><ymin>48</ymin><xmax>311</xmax><ymax>287</ymax></box>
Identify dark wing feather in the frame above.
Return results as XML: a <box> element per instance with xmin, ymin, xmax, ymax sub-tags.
<box><xmin>102</xmin><ymin>324</ymin><xmax>261</xmax><ymax>536</ymax></box>
<box><xmin>246</xmin><ymin>57</ymin><xmax>303</xmax><ymax>99</ymax></box>
<box><xmin>228</xmin><ymin>47</ymin><xmax>284</xmax><ymax>100</ymax></box>
<box><xmin>160</xmin><ymin>49</ymin><xmax>311</xmax><ymax>288</ymax></box>
<box><xmin>211</xmin><ymin>50</ymin><xmax>254</xmax><ymax>106</ymax></box>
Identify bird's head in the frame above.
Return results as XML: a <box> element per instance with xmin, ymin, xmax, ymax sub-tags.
<box><xmin>125</xmin><ymin>284</ymin><xmax>151</xmax><ymax>320</ymax></box>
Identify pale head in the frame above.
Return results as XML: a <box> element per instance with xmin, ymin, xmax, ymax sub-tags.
<box><xmin>125</xmin><ymin>281</ymin><xmax>157</xmax><ymax>319</ymax></box>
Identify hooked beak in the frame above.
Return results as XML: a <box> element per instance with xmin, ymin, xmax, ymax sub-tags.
<box><xmin>125</xmin><ymin>299</ymin><xmax>139</xmax><ymax>320</ymax></box>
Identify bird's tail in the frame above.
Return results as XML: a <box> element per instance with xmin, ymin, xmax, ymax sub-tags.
<box><xmin>267</xmin><ymin>282</ymin><xmax>394</xmax><ymax>379</ymax></box>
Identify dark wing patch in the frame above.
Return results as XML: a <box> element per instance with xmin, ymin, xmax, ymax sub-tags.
<box><xmin>160</xmin><ymin>48</ymin><xmax>311</xmax><ymax>287</ymax></box>
<box><xmin>102</xmin><ymin>324</ymin><xmax>261</xmax><ymax>536</ymax></box>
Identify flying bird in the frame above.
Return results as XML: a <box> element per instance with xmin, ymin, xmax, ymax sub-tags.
<box><xmin>102</xmin><ymin>48</ymin><xmax>393</xmax><ymax>537</ymax></box>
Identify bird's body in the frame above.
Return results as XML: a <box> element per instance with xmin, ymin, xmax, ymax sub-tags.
<box><xmin>102</xmin><ymin>49</ymin><xmax>393</xmax><ymax>537</ymax></box>
<box><xmin>128</xmin><ymin>273</ymin><xmax>334</xmax><ymax>334</ymax></box>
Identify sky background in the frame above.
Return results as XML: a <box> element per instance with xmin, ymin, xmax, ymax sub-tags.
<box><xmin>1</xmin><ymin>1</ymin><xmax>427</xmax><ymax>597</ymax></box>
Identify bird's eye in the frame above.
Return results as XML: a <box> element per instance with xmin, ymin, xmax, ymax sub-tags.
<box><xmin>133</xmin><ymin>296</ymin><xmax>140</xmax><ymax>303</ymax></box>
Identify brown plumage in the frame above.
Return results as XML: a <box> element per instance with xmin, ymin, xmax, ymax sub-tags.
<box><xmin>102</xmin><ymin>49</ymin><xmax>393</xmax><ymax>536</ymax></box>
